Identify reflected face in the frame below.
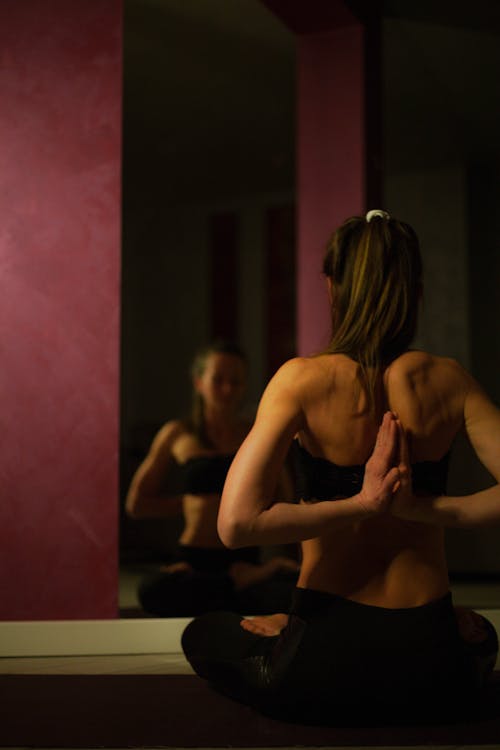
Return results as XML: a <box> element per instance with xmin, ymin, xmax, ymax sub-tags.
<box><xmin>194</xmin><ymin>352</ymin><xmax>247</xmax><ymax>412</ymax></box>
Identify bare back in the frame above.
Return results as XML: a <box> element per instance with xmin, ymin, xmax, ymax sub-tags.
<box><xmin>296</xmin><ymin>350</ymin><xmax>469</xmax><ymax>607</ymax></box>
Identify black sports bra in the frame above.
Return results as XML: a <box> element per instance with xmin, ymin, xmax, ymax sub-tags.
<box><xmin>178</xmin><ymin>453</ymin><xmax>235</xmax><ymax>495</ymax></box>
<box><xmin>292</xmin><ymin>440</ymin><xmax>449</xmax><ymax>501</ymax></box>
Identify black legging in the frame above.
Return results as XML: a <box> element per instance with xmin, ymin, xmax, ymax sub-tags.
<box><xmin>182</xmin><ymin>588</ymin><xmax>499</xmax><ymax>723</ymax></box>
<box><xmin>138</xmin><ymin>545</ymin><xmax>298</xmax><ymax>617</ymax></box>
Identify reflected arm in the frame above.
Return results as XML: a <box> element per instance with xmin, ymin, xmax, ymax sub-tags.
<box><xmin>125</xmin><ymin>421</ymin><xmax>184</xmax><ymax>519</ymax></box>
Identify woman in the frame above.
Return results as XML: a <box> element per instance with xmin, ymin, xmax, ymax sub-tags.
<box><xmin>182</xmin><ymin>212</ymin><xmax>499</xmax><ymax>723</ymax></box>
<box><xmin>126</xmin><ymin>340</ymin><xmax>298</xmax><ymax>617</ymax></box>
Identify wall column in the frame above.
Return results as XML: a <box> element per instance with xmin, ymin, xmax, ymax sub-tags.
<box><xmin>262</xmin><ymin>1</ymin><xmax>382</xmax><ymax>354</ymax></box>
<box><xmin>0</xmin><ymin>0</ymin><xmax>122</xmax><ymax>619</ymax></box>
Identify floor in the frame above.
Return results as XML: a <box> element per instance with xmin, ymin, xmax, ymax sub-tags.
<box><xmin>1</xmin><ymin>569</ymin><xmax>499</xmax><ymax>750</ymax></box>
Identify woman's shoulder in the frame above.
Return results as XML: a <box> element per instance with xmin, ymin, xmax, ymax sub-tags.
<box><xmin>386</xmin><ymin>351</ymin><xmax>472</xmax><ymax>428</ymax></box>
<box><xmin>151</xmin><ymin>419</ymin><xmax>190</xmax><ymax>448</ymax></box>
<box><xmin>266</xmin><ymin>355</ymin><xmax>359</xmax><ymax>410</ymax></box>
<box><xmin>274</xmin><ymin>353</ymin><xmax>354</xmax><ymax>377</ymax></box>
<box><xmin>269</xmin><ymin>355</ymin><xmax>341</xmax><ymax>390</ymax></box>
<box><xmin>387</xmin><ymin>350</ymin><xmax>469</xmax><ymax>383</ymax></box>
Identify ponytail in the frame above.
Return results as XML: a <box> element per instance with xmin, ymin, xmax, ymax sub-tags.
<box><xmin>322</xmin><ymin>212</ymin><xmax>422</xmax><ymax>405</ymax></box>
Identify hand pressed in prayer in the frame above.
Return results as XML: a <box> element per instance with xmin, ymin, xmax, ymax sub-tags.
<box><xmin>389</xmin><ymin>419</ymin><xmax>420</xmax><ymax>521</ymax></box>
<box><xmin>357</xmin><ymin>411</ymin><xmax>402</xmax><ymax>515</ymax></box>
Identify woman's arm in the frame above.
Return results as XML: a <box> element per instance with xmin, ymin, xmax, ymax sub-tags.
<box><xmin>125</xmin><ymin>421</ymin><xmax>184</xmax><ymax>519</ymax></box>
<box><xmin>218</xmin><ymin>361</ymin><xmax>400</xmax><ymax>548</ymax></box>
<box><xmin>392</xmin><ymin>380</ymin><xmax>500</xmax><ymax>527</ymax></box>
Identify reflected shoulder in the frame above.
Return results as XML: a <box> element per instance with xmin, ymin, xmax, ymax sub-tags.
<box><xmin>152</xmin><ymin>419</ymin><xmax>188</xmax><ymax>448</ymax></box>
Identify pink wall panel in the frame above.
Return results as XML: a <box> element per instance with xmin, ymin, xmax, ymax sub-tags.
<box><xmin>296</xmin><ymin>26</ymin><xmax>365</xmax><ymax>356</ymax></box>
<box><xmin>0</xmin><ymin>0</ymin><xmax>122</xmax><ymax>619</ymax></box>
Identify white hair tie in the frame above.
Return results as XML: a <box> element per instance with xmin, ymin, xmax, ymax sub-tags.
<box><xmin>366</xmin><ymin>209</ymin><xmax>390</xmax><ymax>222</ymax></box>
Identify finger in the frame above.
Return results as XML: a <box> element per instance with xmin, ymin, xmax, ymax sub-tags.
<box><xmin>376</xmin><ymin>411</ymin><xmax>393</xmax><ymax>445</ymax></box>
<box><xmin>373</xmin><ymin>416</ymin><xmax>388</xmax><ymax>455</ymax></box>
<box><xmin>383</xmin><ymin>466</ymin><xmax>401</xmax><ymax>493</ymax></box>
<box><xmin>374</xmin><ymin>414</ymin><xmax>397</xmax><ymax>465</ymax></box>
<box><xmin>396</xmin><ymin>420</ymin><xmax>410</xmax><ymax>467</ymax></box>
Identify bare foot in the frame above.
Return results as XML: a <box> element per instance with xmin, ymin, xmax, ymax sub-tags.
<box><xmin>455</xmin><ymin>606</ymin><xmax>489</xmax><ymax>643</ymax></box>
<box><xmin>265</xmin><ymin>556</ymin><xmax>301</xmax><ymax>575</ymax></box>
<box><xmin>240</xmin><ymin>613</ymin><xmax>289</xmax><ymax>636</ymax></box>
<box><xmin>159</xmin><ymin>561</ymin><xmax>192</xmax><ymax>574</ymax></box>
<box><xmin>229</xmin><ymin>557</ymin><xmax>299</xmax><ymax>591</ymax></box>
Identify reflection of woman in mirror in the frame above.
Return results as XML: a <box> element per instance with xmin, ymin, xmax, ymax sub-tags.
<box><xmin>126</xmin><ymin>340</ymin><xmax>298</xmax><ymax>617</ymax></box>
<box><xmin>182</xmin><ymin>212</ymin><xmax>499</xmax><ymax>723</ymax></box>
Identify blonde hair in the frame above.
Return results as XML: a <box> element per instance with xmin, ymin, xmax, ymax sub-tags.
<box><xmin>322</xmin><ymin>213</ymin><xmax>422</xmax><ymax>405</ymax></box>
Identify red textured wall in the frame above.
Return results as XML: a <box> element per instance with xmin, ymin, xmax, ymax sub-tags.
<box><xmin>0</xmin><ymin>0</ymin><xmax>122</xmax><ymax>619</ymax></box>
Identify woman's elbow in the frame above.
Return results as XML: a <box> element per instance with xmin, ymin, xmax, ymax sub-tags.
<box><xmin>125</xmin><ymin>500</ymin><xmax>141</xmax><ymax>519</ymax></box>
<box><xmin>125</xmin><ymin>490</ymin><xmax>144</xmax><ymax>520</ymax></box>
<box><xmin>217</xmin><ymin>513</ymin><xmax>252</xmax><ymax>549</ymax></box>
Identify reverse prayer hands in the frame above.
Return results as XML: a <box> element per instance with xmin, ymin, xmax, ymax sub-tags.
<box><xmin>356</xmin><ymin>411</ymin><xmax>404</xmax><ymax>515</ymax></box>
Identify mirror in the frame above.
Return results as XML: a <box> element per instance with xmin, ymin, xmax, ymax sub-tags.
<box><xmin>120</xmin><ymin>0</ymin><xmax>500</xmax><ymax>616</ymax></box>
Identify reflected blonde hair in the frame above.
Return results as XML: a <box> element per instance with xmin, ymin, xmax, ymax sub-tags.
<box><xmin>322</xmin><ymin>214</ymin><xmax>423</xmax><ymax>406</ymax></box>
<box><xmin>188</xmin><ymin>340</ymin><xmax>247</xmax><ymax>447</ymax></box>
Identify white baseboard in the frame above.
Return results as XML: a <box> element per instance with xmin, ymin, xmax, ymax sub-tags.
<box><xmin>0</xmin><ymin>617</ymin><xmax>191</xmax><ymax>657</ymax></box>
